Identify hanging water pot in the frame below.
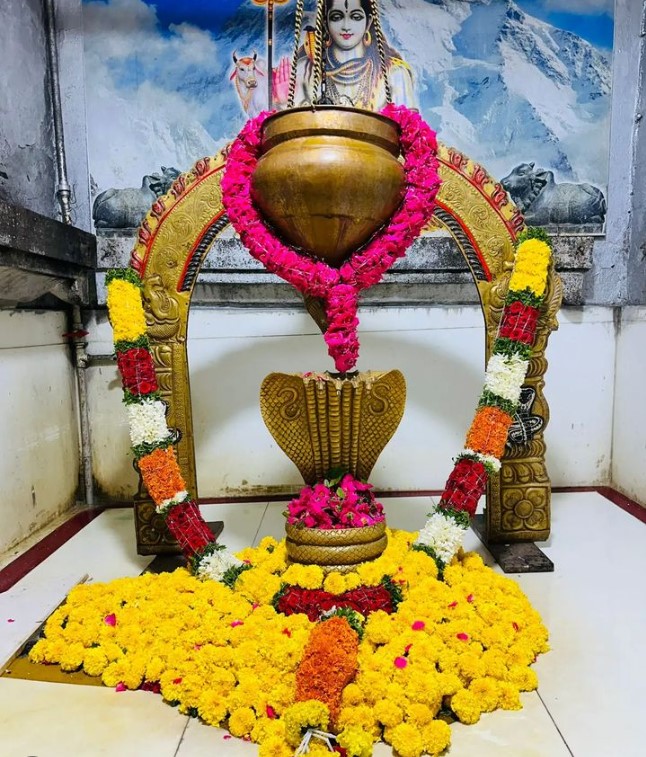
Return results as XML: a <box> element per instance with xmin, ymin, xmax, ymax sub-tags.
<box><xmin>250</xmin><ymin>106</ymin><xmax>405</xmax><ymax>267</ymax></box>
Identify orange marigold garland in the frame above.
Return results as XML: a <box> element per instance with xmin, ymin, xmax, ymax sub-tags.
<box><xmin>295</xmin><ymin>615</ymin><xmax>360</xmax><ymax>723</ymax></box>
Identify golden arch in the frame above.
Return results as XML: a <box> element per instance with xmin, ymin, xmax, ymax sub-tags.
<box><xmin>129</xmin><ymin>147</ymin><xmax>562</xmax><ymax>554</ymax></box>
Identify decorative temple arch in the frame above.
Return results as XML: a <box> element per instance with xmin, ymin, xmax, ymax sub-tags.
<box><xmin>129</xmin><ymin>145</ymin><xmax>563</xmax><ymax>554</ymax></box>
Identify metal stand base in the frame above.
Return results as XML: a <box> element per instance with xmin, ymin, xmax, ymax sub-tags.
<box><xmin>471</xmin><ymin>515</ymin><xmax>554</xmax><ymax>573</ymax></box>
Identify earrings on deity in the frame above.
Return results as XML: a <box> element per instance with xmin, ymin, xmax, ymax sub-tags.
<box><xmin>364</xmin><ymin>30</ymin><xmax>372</xmax><ymax>46</ymax></box>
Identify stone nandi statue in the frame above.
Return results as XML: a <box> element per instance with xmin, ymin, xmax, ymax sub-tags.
<box><xmin>93</xmin><ymin>166</ymin><xmax>180</xmax><ymax>230</ymax></box>
<box><xmin>502</xmin><ymin>162</ymin><xmax>606</xmax><ymax>226</ymax></box>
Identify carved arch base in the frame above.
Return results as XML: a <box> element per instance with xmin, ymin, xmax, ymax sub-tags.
<box><xmin>130</xmin><ymin>144</ymin><xmax>562</xmax><ymax>554</ymax></box>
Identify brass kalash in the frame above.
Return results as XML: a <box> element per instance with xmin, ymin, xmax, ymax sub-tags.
<box><xmin>254</xmin><ymin>0</ymin><xmax>407</xmax><ymax>571</ymax></box>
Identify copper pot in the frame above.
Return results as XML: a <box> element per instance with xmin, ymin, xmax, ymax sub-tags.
<box><xmin>251</xmin><ymin>106</ymin><xmax>404</xmax><ymax>267</ymax></box>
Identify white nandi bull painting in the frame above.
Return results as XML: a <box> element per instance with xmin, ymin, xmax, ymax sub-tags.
<box><xmin>82</xmin><ymin>0</ymin><xmax>613</xmax><ymax>231</ymax></box>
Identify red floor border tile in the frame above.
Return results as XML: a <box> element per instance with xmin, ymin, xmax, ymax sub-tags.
<box><xmin>0</xmin><ymin>508</ymin><xmax>105</xmax><ymax>593</ymax></box>
<box><xmin>595</xmin><ymin>486</ymin><xmax>646</xmax><ymax>524</ymax></box>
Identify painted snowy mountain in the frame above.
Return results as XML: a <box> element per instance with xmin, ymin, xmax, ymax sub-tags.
<box><xmin>209</xmin><ymin>0</ymin><xmax>611</xmax><ymax>185</ymax></box>
<box><xmin>84</xmin><ymin>0</ymin><xmax>611</xmax><ymax>192</ymax></box>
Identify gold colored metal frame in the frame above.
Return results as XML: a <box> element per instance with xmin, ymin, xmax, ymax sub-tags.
<box><xmin>129</xmin><ymin>146</ymin><xmax>562</xmax><ymax>553</ymax></box>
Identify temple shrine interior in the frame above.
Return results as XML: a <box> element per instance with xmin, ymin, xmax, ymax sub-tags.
<box><xmin>0</xmin><ymin>1</ymin><xmax>644</xmax><ymax>756</ymax></box>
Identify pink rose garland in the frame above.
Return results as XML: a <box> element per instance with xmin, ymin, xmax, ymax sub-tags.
<box><xmin>222</xmin><ymin>104</ymin><xmax>441</xmax><ymax>372</ymax></box>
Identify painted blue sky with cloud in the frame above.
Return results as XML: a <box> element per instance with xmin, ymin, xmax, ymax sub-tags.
<box><xmin>144</xmin><ymin>0</ymin><xmax>614</xmax><ymax>50</ymax></box>
<box><xmin>83</xmin><ymin>0</ymin><xmax>613</xmax><ymax>192</ymax></box>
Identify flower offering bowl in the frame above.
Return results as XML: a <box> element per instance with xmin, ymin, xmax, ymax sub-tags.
<box><xmin>250</xmin><ymin>106</ymin><xmax>405</xmax><ymax>266</ymax></box>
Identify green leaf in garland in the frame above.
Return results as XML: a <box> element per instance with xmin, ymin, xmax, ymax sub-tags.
<box><xmin>105</xmin><ymin>267</ymin><xmax>143</xmax><ymax>288</ymax></box>
<box><xmin>220</xmin><ymin>563</ymin><xmax>252</xmax><ymax>589</ymax></box>
<box><xmin>478</xmin><ymin>389</ymin><xmax>516</xmax><ymax>416</ymax></box>
<box><xmin>114</xmin><ymin>335</ymin><xmax>151</xmax><ymax>353</ymax></box>
<box><xmin>323</xmin><ymin>607</ymin><xmax>364</xmax><ymax>639</ymax></box>
<box><xmin>516</xmin><ymin>226</ymin><xmax>552</xmax><ymax>247</ymax></box>
<box><xmin>505</xmin><ymin>289</ymin><xmax>544</xmax><ymax>309</ymax></box>
<box><xmin>438</xmin><ymin>507</ymin><xmax>471</xmax><ymax>530</ymax></box>
<box><xmin>122</xmin><ymin>389</ymin><xmax>163</xmax><ymax>405</ymax></box>
<box><xmin>412</xmin><ymin>543</ymin><xmax>446</xmax><ymax>579</ymax></box>
<box><xmin>492</xmin><ymin>337</ymin><xmax>532</xmax><ymax>361</ymax></box>
<box><xmin>132</xmin><ymin>438</ymin><xmax>175</xmax><ymax>460</ymax></box>
<box><xmin>271</xmin><ymin>582</ymin><xmax>290</xmax><ymax>611</ymax></box>
<box><xmin>381</xmin><ymin>574</ymin><xmax>404</xmax><ymax>609</ymax></box>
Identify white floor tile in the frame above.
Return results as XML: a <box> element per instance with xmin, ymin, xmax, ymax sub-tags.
<box><xmin>200</xmin><ymin>502</ymin><xmax>268</xmax><ymax>551</ymax></box>
<box><xmin>0</xmin><ymin>678</ymin><xmax>187</xmax><ymax>757</ymax></box>
<box><xmin>507</xmin><ymin>492</ymin><xmax>646</xmax><ymax>757</ymax></box>
<box><xmin>177</xmin><ymin>718</ymin><xmax>256</xmax><ymax>756</ymax></box>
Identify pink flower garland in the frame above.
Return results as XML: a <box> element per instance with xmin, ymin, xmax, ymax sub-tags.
<box><xmin>222</xmin><ymin>104</ymin><xmax>441</xmax><ymax>372</ymax></box>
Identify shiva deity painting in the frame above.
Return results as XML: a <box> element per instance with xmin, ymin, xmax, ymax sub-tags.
<box><xmin>84</xmin><ymin>0</ymin><xmax>613</xmax><ymax>230</ymax></box>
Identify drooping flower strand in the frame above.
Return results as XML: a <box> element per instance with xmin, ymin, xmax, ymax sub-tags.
<box><xmin>416</xmin><ymin>228</ymin><xmax>553</xmax><ymax>566</ymax></box>
<box><xmin>105</xmin><ymin>269</ymin><xmax>237</xmax><ymax>570</ymax></box>
<box><xmin>222</xmin><ymin>104</ymin><xmax>441</xmax><ymax>372</ymax></box>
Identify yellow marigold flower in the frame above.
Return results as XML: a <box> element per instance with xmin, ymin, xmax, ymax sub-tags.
<box><xmin>509</xmin><ymin>238</ymin><xmax>551</xmax><ymax>297</ymax></box>
<box><xmin>388</xmin><ymin>722</ymin><xmax>424</xmax><ymax>757</ymax></box>
<box><xmin>103</xmin><ymin>657</ymin><xmax>144</xmax><ymax>690</ymax></box>
<box><xmin>344</xmin><ymin>572</ymin><xmax>362</xmax><ymax>590</ymax></box>
<box><xmin>346</xmin><ymin>706</ymin><xmax>381</xmax><ymax>738</ymax></box>
<box><xmin>197</xmin><ymin>690</ymin><xmax>229</xmax><ymax>726</ymax></box>
<box><xmin>336</xmin><ymin>726</ymin><xmax>374</xmax><ymax>757</ymax></box>
<box><xmin>106</xmin><ymin>279</ymin><xmax>147</xmax><ymax>343</ymax></box>
<box><xmin>507</xmin><ymin>665</ymin><xmax>538</xmax><ymax>692</ymax></box>
<box><xmin>406</xmin><ymin>702</ymin><xmax>434</xmax><ymax>727</ymax></box>
<box><xmin>356</xmin><ymin>561</ymin><xmax>386</xmax><ymax>586</ymax></box>
<box><xmin>281</xmin><ymin>564</ymin><xmax>324</xmax><ymax>590</ymax></box>
<box><xmin>341</xmin><ymin>683</ymin><xmax>364</xmax><ymax>707</ymax></box>
<box><xmin>59</xmin><ymin>642</ymin><xmax>85</xmax><ymax>672</ymax></box>
<box><xmin>458</xmin><ymin>652</ymin><xmax>486</xmax><ymax>682</ymax></box>
<box><xmin>374</xmin><ymin>699</ymin><xmax>404</xmax><ymax>727</ymax></box>
<box><xmin>252</xmin><ymin>716</ymin><xmax>285</xmax><ymax>744</ymax></box>
<box><xmin>421</xmin><ymin>719</ymin><xmax>451</xmax><ymax>755</ymax></box>
<box><xmin>323</xmin><ymin>571</ymin><xmax>347</xmax><ymax>595</ymax></box>
<box><xmin>384</xmin><ymin>682</ymin><xmax>407</xmax><ymax>706</ymax></box>
<box><xmin>469</xmin><ymin>677</ymin><xmax>499</xmax><ymax>712</ymax></box>
<box><xmin>83</xmin><ymin>647</ymin><xmax>109</xmax><ymax>677</ymax></box>
<box><xmin>258</xmin><ymin>737</ymin><xmax>293</xmax><ymax>757</ymax></box>
<box><xmin>229</xmin><ymin>706</ymin><xmax>257</xmax><ymax>738</ymax></box>
<box><xmin>356</xmin><ymin>670</ymin><xmax>388</xmax><ymax>704</ymax></box>
<box><xmin>497</xmin><ymin>681</ymin><xmax>523</xmax><ymax>710</ymax></box>
<box><xmin>284</xmin><ymin>701</ymin><xmax>330</xmax><ymax>747</ymax></box>
<box><xmin>506</xmin><ymin>642</ymin><xmax>536</xmax><ymax>667</ymax></box>
<box><xmin>28</xmin><ymin>639</ymin><xmax>51</xmax><ymax>664</ymax></box>
<box><xmin>364</xmin><ymin>611</ymin><xmax>395</xmax><ymax>645</ymax></box>
<box><xmin>451</xmin><ymin>688</ymin><xmax>482</xmax><ymax>724</ymax></box>
<box><xmin>235</xmin><ymin>569</ymin><xmax>282</xmax><ymax>605</ymax></box>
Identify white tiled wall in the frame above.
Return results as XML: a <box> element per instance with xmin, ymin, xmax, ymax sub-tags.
<box><xmin>612</xmin><ymin>307</ymin><xmax>646</xmax><ymax>503</ymax></box>
<box><xmin>85</xmin><ymin>305</ymin><xmax>616</xmax><ymax>498</ymax></box>
<box><xmin>0</xmin><ymin>311</ymin><xmax>80</xmax><ymax>554</ymax></box>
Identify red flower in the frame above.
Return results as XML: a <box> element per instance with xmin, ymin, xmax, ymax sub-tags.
<box><xmin>165</xmin><ymin>501</ymin><xmax>216</xmax><ymax>556</ymax></box>
<box><xmin>116</xmin><ymin>348</ymin><xmax>158</xmax><ymax>396</ymax></box>
<box><xmin>499</xmin><ymin>301</ymin><xmax>540</xmax><ymax>345</ymax></box>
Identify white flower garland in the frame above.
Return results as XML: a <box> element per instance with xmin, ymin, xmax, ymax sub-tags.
<box><xmin>195</xmin><ymin>549</ymin><xmax>243</xmax><ymax>583</ymax></box>
<box><xmin>415</xmin><ymin>509</ymin><xmax>467</xmax><ymax>565</ymax></box>
<box><xmin>126</xmin><ymin>399</ymin><xmax>172</xmax><ymax>448</ymax></box>
<box><xmin>483</xmin><ymin>353</ymin><xmax>529</xmax><ymax>404</ymax></box>
<box><xmin>458</xmin><ymin>448</ymin><xmax>502</xmax><ymax>473</ymax></box>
